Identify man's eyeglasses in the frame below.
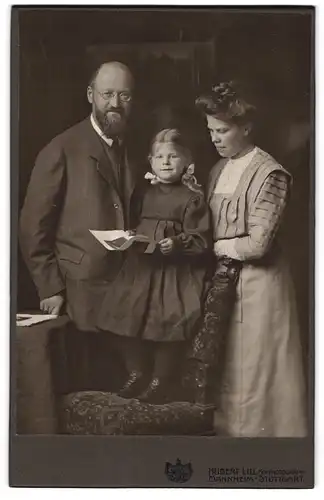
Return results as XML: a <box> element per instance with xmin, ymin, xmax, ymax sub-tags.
<box><xmin>95</xmin><ymin>90</ymin><xmax>132</xmax><ymax>103</ymax></box>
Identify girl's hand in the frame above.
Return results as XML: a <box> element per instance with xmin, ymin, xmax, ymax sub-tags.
<box><xmin>159</xmin><ymin>238</ymin><xmax>174</xmax><ymax>255</ymax></box>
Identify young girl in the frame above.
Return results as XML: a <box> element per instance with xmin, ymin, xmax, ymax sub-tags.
<box><xmin>97</xmin><ymin>128</ymin><xmax>211</xmax><ymax>404</ymax></box>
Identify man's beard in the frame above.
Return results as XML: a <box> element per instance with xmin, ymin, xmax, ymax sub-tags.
<box><xmin>96</xmin><ymin>107</ymin><xmax>127</xmax><ymax>137</ymax></box>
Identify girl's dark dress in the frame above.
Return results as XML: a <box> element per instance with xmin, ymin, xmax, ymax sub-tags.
<box><xmin>97</xmin><ymin>182</ymin><xmax>210</xmax><ymax>342</ymax></box>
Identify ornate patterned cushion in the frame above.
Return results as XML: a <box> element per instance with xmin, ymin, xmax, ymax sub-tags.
<box><xmin>59</xmin><ymin>391</ymin><xmax>216</xmax><ymax>435</ymax></box>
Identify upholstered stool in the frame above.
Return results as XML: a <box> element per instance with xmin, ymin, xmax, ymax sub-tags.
<box><xmin>59</xmin><ymin>391</ymin><xmax>217</xmax><ymax>435</ymax></box>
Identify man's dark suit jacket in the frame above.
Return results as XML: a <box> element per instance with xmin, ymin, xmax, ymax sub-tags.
<box><xmin>20</xmin><ymin>117</ymin><xmax>141</xmax><ymax>331</ymax></box>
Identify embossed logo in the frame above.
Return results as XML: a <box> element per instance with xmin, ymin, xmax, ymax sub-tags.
<box><xmin>165</xmin><ymin>458</ymin><xmax>193</xmax><ymax>483</ymax></box>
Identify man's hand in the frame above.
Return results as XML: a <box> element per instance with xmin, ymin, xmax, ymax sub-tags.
<box><xmin>40</xmin><ymin>294</ymin><xmax>64</xmax><ymax>315</ymax></box>
<box><xmin>159</xmin><ymin>238</ymin><xmax>174</xmax><ymax>255</ymax></box>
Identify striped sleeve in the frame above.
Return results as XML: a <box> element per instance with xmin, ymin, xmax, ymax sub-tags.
<box><xmin>232</xmin><ymin>171</ymin><xmax>290</xmax><ymax>260</ymax></box>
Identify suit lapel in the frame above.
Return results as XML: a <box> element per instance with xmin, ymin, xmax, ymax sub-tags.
<box><xmin>83</xmin><ymin>117</ymin><xmax>138</xmax><ymax>226</ymax></box>
<box><xmin>84</xmin><ymin>118</ymin><xmax>122</xmax><ymax>201</ymax></box>
<box><xmin>94</xmin><ymin>147</ymin><xmax>120</xmax><ymax>195</ymax></box>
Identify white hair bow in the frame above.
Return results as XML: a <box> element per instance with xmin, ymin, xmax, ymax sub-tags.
<box><xmin>144</xmin><ymin>164</ymin><xmax>199</xmax><ymax>186</ymax></box>
<box><xmin>144</xmin><ymin>172</ymin><xmax>161</xmax><ymax>185</ymax></box>
<box><xmin>181</xmin><ymin>164</ymin><xmax>199</xmax><ymax>185</ymax></box>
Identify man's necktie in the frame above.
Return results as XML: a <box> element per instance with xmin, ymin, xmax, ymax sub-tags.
<box><xmin>110</xmin><ymin>139</ymin><xmax>124</xmax><ymax>194</ymax></box>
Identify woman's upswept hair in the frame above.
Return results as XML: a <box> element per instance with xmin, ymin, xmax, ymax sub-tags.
<box><xmin>195</xmin><ymin>81</ymin><xmax>257</xmax><ymax>126</ymax></box>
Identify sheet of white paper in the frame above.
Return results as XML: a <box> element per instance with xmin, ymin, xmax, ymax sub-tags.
<box><xmin>94</xmin><ymin>230</ymin><xmax>129</xmax><ymax>241</ymax></box>
<box><xmin>16</xmin><ymin>314</ymin><xmax>58</xmax><ymax>327</ymax></box>
<box><xmin>89</xmin><ymin>229</ymin><xmax>130</xmax><ymax>251</ymax></box>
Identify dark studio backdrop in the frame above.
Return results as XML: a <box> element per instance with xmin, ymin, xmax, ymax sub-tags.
<box><xmin>16</xmin><ymin>7</ymin><xmax>313</xmax><ymax>359</ymax></box>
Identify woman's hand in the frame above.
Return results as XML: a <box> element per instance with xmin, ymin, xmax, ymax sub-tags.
<box><xmin>213</xmin><ymin>240</ymin><xmax>222</xmax><ymax>257</ymax></box>
<box><xmin>126</xmin><ymin>229</ymin><xmax>137</xmax><ymax>237</ymax></box>
<box><xmin>159</xmin><ymin>238</ymin><xmax>174</xmax><ymax>255</ymax></box>
<box><xmin>213</xmin><ymin>240</ymin><xmax>241</xmax><ymax>260</ymax></box>
<box><xmin>213</xmin><ymin>241</ymin><xmax>225</xmax><ymax>257</ymax></box>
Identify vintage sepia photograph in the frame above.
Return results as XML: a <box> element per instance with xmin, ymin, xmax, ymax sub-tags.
<box><xmin>10</xmin><ymin>5</ymin><xmax>314</xmax><ymax>487</ymax></box>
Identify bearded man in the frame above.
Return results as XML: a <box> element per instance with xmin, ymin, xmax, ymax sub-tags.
<box><xmin>20</xmin><ymin>62</ymin><xmax>140</xmax><ymax>332</ymax></box>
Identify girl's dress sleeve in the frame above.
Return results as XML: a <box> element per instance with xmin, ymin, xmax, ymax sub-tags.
<box><xmin>214</xmin><ymin>171</ymin><xmax>290</xmax><ymax>261</ymax></box>
<box><xmin>173</xmin><ymin>193</ymin><xmax>211</xmax><ymax>255</ymax></box>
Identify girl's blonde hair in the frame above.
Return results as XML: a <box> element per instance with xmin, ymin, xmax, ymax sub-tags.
<box><xmin>150</xmin><ymin>128</ymin><xmax>192</xmax><ymax>160</ymax></box>
<box><xmin>149</xmin><ymin>128</ymin><xmax>202</xmax><ymax>193</ymax></box>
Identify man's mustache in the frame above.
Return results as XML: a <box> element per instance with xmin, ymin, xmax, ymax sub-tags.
<box><xmin>105</xmin><ymin>108</ymin><xmax>124</xmax><ymax>117</ymax></box>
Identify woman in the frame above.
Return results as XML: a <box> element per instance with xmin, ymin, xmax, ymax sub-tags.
<box><xmin>195</xmin><ymin>81</ymin><xmax>307</xmax><ymax>437</ymax></box>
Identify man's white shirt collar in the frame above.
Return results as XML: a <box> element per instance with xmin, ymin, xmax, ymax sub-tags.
<box><xmin>90</xmin><ymin>114</ymin><xmax>113</xmax><ymax>147</ymax></box>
